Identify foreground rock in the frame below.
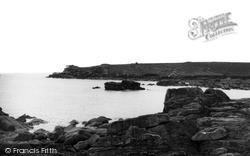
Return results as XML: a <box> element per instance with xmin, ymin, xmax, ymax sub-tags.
<box><xmin>25</xmin><ymin>118</ymin><xmax>48</xmax><ymax>127</ymax></box>
<box><xmin>0</xmin><ymin>107</ymin><xmax>9</xmax><ymax>116</ymax></box>
<box><xmin>16</xmin><ymin>114</ymin><xmax>35</xmax><ymax>123</ymax></box>
<box><xmin>84</xmin><ymin>116</ymin><xmax>111</xmax><ymax>128</ymax></box>
<box><xmin>105</xmin><ymin>80</ymin><xmax>145</xmax><ymax>91</ymax></box>
<box><xmin>162</xmin><ymin>87</ymin><xmax>250</xmax><ymax>155</ymax></box>
<box><xmin>1</xmin><ymin>88</ymin><xmax>250</xmax><ymax>155</ymax></box>
<box><xmin>0</xmin><ymin>116</ymin><xmax>28</xmax><ymax>132</ymax></box>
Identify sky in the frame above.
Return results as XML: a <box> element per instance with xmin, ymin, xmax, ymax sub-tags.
<box><xmin>0</xmin><ymin>0</ymin><xmax>249</xmax><ymax>73</ymax></box>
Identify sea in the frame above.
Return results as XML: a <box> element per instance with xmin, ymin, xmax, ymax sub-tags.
<box><xmin>0</xmin><ymin>73</ymin><xmax>250</xmax><ymax>131</ymax></box>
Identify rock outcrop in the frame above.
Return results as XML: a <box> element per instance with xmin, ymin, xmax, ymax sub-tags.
<box><xmin>0</xmin><ymin>116</ymin><xmax>27</xmax><ymax>131</ymax></box>
<box><xmin>104</xmin><ymin>80</ymin><xmax>145</xmax><ymax>91</ymax></box>
<box><xmin>1</xmin><ymin>88</ymin><xmax>250</xmax><ymax>155</ymax></box>
<box><xmin>16</xmin><ymin>114</ymin><xmax>35</xmax><ymax>123</ymax></box>
<box><xmin>157</xmin><ymin>78</ymin><xmax>250</xmax><ymax>90</ymax></box>
<box><xmin>162</xmin><ymin>87</ymin><xmax>250</xmax><ymax>155</ymax></box>
<box><xmin>0</xmin><ymin>107</ymin><xmax>9</xmax><ymax>116</ymax></box>
<box><xmin>84</xmin><ymin>116</ymin><xmax>111</xmax><ymax>128</ymax></box>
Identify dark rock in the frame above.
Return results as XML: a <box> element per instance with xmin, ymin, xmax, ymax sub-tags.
<box><xmin>157</xmin><ymin>79</ymin><xmax>183</xmax><ymax>86</ymax></box>
<box><xmin>0</xmin><ymin>107</ymin><xmax>9</xmax><ymax>116</ymax></box>
<box><xmin>147</xmin><ymin>83</ymin><xmax>155</xmax><ymax>86</ymax></box>
<box><xmin>105</xmin><ymin>82</ymin><xmax>125</xmax><ymax>90</ymax></box>
<box><xmin>80</xmin><ymin>127</ymin><xmax>107</xmax><ymax>136</ymax></box>
<box><xmin>14</xmin><ymin>131</ymin><xmax>34</xmax><ymax>141</ymax></box>
<box><xmin>74</xmin><ymin>140</ymin><xmax>90</xmax><ymax>151</ymax></box>
<box><xmin>104</xmin><ymin>80</ymin><xmax>145</xmax><ymax>91</ymax></box>
<box><xmin>197</xmin><ymin>117</ymin><xmax>247</xmax><ymax>129</ymax></box>
<box><xmin>164</xmin><ymin>87</ymin><xmax>203</xmax><ymax>102</ymax></box>
<box><xmin>69</xmin><ymin>119</ymin><xmax>79</xmax><ymax>125</ymax></box>
<box><xmin>108</xmin><ymin>113</ymin><xmax>169</xmax><ymax>135</ymax></box>
<box><xmin>29</xmin><ymin>139</ymin><xmax>43</xmax><ymax>147</ymax></box>
<box><xmin>48</xmin><ymin>125</ymin><xmax>65</xmax><ymax>140</ymax></box>
<box><xmin>200</xmin><ymin>139</ymin><xmax>247</xmax><ymax>155</ymax></box>
<box><xmin>118</xmin><ymin>118</ymin><xmax>124</xmax><ymax>121</ymax></box>
<box><xmin>163</xmin><ymin>87</ymin><xmax>204</xmax><ymax>113</ymax></box>
<box><xmin>211</xmin><ymin>147</ymin><xmax>228</xmax><ymax>155</ymax></box>
<box><xmin>92</xmin><ymin>115</ymin><xmax>200</xmax><ymax>156</ymax></box>
<box><xmin>64</xmin><ymin>128</ymin><xmax>92</xmax><ymax>145</ymax></box>
<box><xmin>204</xmin><ymin>88</ymin><xmax>230</xmax><ymax>104</ymax></box>
<box><xmin>124</xmin><ymin>126</ymin><xmax>161</xmax><ymax>145</ymax></box>
<box><xmin>26</xmin><ymin>118</ymin><xmax>47</xmax><ymax>127</ymax></box>
<box><xmin>220</xmin><ymin>153</ymin><xmax>241</xmax><ymax>156</ymax></box>
<box><xmin>192</xmin><ymin>127</ymin><xmax>227</xmax><ymax>141</ymax></box>
<box><xmin>92</xmin><ymin>86</ymin><xmax>101</xmax><ymax>89</ymax></box>
<box><xmin>65</xmin><ymin>124</ymin><xmax>77</xmax><ymax>132</ymax></box>
<box><xmin>54</xmin><ymin>125</ymin><xmax>65</xmax><ymax>135</ymax></box>
<box><xmin>74</xmin><ymin>134</ymin><xmax>100</xmax><ymax>151</ymax></box>
<box><xmin>0</xmin><ymin>116</ymin><xmax>27</xmax><ymax>131</ymax></box>
<box><xmin>34</xmin><ymin>128</ymin><xmax>49</xmax><ymax>135</ymax></box>
<box><xmin>87</xmin><ymin>134</ymin><xmax>100</xmax><ymax>145</ymax></box>
<box><xmin>16</xmin><ymin>114</ymin><xmax>35</xmax><ymax>123</ymax></box>
<box><xmin>99</xmin><ymin>123</ymin><xmax>110</xmax><ymax>129</ymax></box>
<box><xmin>34</xmin><ymin>128</ymin><xmax>49</xmax><ymax>140</ymax></box>
<box><xmin>85</xmin><ymin>116</ymin><xmax>111</xmax><ymax>127</ymax></box>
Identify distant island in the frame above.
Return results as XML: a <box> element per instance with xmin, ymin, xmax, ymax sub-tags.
<box><xmin>48</xmin><ymin>62</ymin><xmax>250</xmax><ymax>90</ymax></box>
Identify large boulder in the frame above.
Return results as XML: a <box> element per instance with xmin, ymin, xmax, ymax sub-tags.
<box><xmin>0</xmin><ymin>107</ymin><xmax>8</xmax><ymax>116</ymax></box>
<box><xmin>16</xmin><ymin>114</ymin><xmax>35</xmax><ymax>123</ymax></box>
<box><xmin>104</xmin><ymin>80</ymin><xmax>145</xmax><ymax>91</ymax></box>
<box><xmin>34</xmin><ymin>128</ymin><xmax>49</xmax><ymax>140</ymax></box>
<box><xmin>0</xmin><ymin>116</ymin><xmax>27</xmax><ymax>131</ymax></box>
<box><xmin>204</xmin><ymin>88</ymin><xmax>230</xmax><ymax>105</ymax></box>
<box><xmin>108</xmin><ymin>113</ymin><xmax>169</xmax><ymax>135</ymax></box>
<box><xmin>48</xmin><ymin>125</ymin><xmax>65</xmax><ymax>140</ymax></box>
<box><xmin>124</xmin><ymin>126</ymin><xmax>162</xmax><ymax>146</ymax></box>
<box><xmin>192</xmin><ymin>127</ymin><xmax>227</xmax><ymax>141</ymax></box>
<box><xmin>69</xmin><ymin>119</ymin><xmax>79</xmax><ymax>125</ymax></box>
<box><xmin>25</xmin><ymin>118</ymin><xmax>47</xmax><ymax>127</ymax></box>
<box><xmin>91</xmin><ymin>116</ymin><xmax>201</xmax><ymax>156</ymax></box>
<box><xmin>64</xmin><ymin>120</ymin><xmax>79</xmax><ymax>132</ymax></box>
<box><xmin>14</xmin><ymin>130</ymin><xmax>34</xmax><ymax>141</ymax></box>
<box><xmin>163</xmin><ymin>87</ymin><xmax>204</xmax><ymax>113</ymax></box>
<box><xmin>63</xmin><ymin>127</ymin><xmax>92</xmax><ymax>145</ymax></box>
<box><xmin>195</xmin><ymin>98</ymin><xmax>250</xmax><ymax>156</ymax></box>
<box><xmin>85</xmin><ymin>116</ymin><xmax>111</xmax><ymax>127</ymax></box>
<box><xmin>74</xmin><ymin>134</ymin><xmax>100</xmax><ymax>151</ymax></box>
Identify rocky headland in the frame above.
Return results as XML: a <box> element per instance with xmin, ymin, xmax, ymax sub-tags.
<box><xmin>47</xmin><ymin>62</ymin><xmax>250</xmax><ymax>90</ymax></box>
<box><xmin>1</xmin><ymin>87</ymin><xmax>250</xmax><ymax>155</ymax></box>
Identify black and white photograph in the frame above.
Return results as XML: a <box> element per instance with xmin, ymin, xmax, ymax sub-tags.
<box><xmin>0</xmin><ymin>0</ymin><xmax>250</xmax><ymax>155</ymax></box>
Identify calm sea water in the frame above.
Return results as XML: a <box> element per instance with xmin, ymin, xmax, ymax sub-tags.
<box><xmin>0</xmin><ymin>74</ymin><xmax>249</xmax><ymax>131</ymax></box>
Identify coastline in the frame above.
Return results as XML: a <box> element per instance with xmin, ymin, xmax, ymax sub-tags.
<box><xmin>1</xmin><ymin>87</ymin><xmax>250</xmax><ymax>155</ymax></box>
<box><xmin>47</xmin><ymin>63</ymin><xmax>250</xmax><ymax>90</ymax></box>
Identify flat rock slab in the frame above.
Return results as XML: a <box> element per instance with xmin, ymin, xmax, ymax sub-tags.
<box><xmin>108</xmin><ymin>114</ymin><xmax>169</xmax><ymax>134</ymax></box>
<box><xmin>192</xmin><ymin>127</ymin><xmax>227</xmax><ymax>141</ymax></box>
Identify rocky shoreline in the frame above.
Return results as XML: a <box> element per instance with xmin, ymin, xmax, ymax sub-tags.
<box><xmin>47</xmin><ymin>63</ymin><xmax>250</xmax><ymax>90</ymax></box>
<box><xmin>1</xmin><ymin>87</ymin><xmax>250</xmax><ymax>155</ymax></box>
<box><xmin>157</xmin><ymin>78</ymin><xmax>250</xmax><ymax>90</ymax></box>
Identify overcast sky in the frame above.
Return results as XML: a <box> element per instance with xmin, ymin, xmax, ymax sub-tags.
<box><xmin>0</xmin><ymin>0</ymin><xmax>249</xmax><ymax>73</ymax></box>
